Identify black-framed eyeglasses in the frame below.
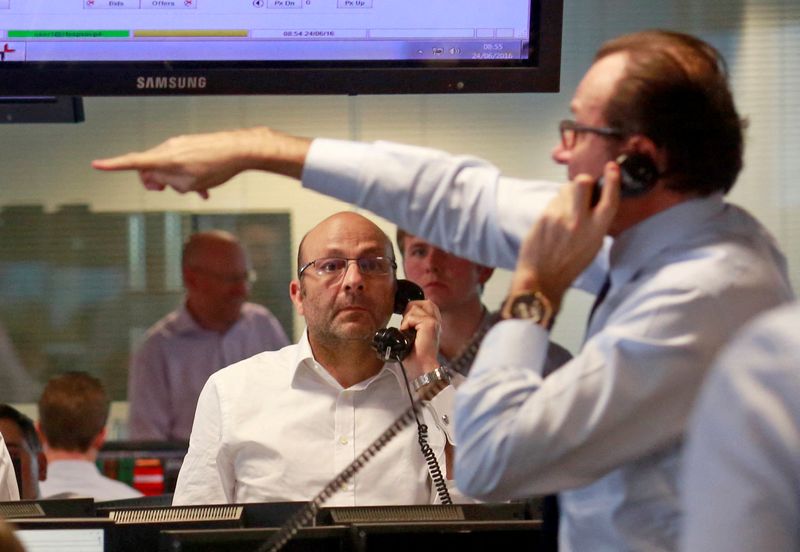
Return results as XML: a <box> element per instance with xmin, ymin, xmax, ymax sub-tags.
<box><xmin>298</xmin><ymin>256</ymin><xmax>397</xmax><ymax>279</ymax></box>
<box><xmin>559</xmin><ymin>119</ymin><xmax>625</xmax><ymax>150</ymax></box>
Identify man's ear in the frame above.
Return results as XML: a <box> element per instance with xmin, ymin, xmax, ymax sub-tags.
<box><xmin>34</xmin><ymin>421</ymin><xmax>48</xmax><ymax>448</ymax></box>
<box><xmin>91</xmin><ymin>427</ymin><xmax>107</xmax><ymax>452</ymax></box>
<box><xmin>623</xmin><ymin>134</ymin><xmax>668</xmax><ymax>174</ymax></box>
<box><xmin>289</xmin><ymin>279</ymin><xmax>305</xmax><ymax>316</ymax></box>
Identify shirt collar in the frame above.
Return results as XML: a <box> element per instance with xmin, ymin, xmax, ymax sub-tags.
<box><xmin>608</xmin><ymin>193</ymin><xmax>726</xmax><ymax>289</ymax></box>
<box><xmin>290</xmin><ymin>329</ymin><xmax>408</xmax><ymax>393</ymax></box>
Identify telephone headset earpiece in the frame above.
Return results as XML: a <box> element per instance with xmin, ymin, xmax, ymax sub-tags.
<box><xmin>593</xmin><ymin>153</ymin><xmax>659</xmax><ymax>205</ymax></box>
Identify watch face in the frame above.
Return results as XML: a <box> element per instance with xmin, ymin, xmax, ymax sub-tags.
<box><xmin>510</xmin><ymin>293</ymin><xmax>544</xmax><ymax>322</ymax></box>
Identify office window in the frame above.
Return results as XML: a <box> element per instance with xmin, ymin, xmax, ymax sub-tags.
<box><xmin>0</xmin><ymin>206</ymin><xmax>292</xmax><ymax>402</ymax></box>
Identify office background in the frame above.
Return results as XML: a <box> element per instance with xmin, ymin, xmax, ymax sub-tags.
<box><xmin>1</xmin><ymin>1</ymin><xmax>797</xmax><ymax>429</ymax></box>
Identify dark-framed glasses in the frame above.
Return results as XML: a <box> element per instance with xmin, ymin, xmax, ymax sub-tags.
<box><xmin>559</xmin><ymin>119</ymin><xmax>625</xmax><ymax>150</ymax></box>
<box><xmin>298</xmin><ymin>256</ymin><xmax>396</xmax><ymax>279</ymax></box>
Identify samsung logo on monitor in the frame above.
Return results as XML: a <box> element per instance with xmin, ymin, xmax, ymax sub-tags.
<box><xmin>136</xmin><ymin>76</ymin><xmax>208</xmax><ymax>90</ymax></box>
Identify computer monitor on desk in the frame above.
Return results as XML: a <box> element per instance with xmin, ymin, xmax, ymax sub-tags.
<box><xmin>160</xmin><ymin>520</ymin><xmax>545</xmax><ymax>552</ymax></box>
<box><xmin>315</xmin><ymin>501</ymin><xmax>533</xmax><ymax>525</ymax></box>
<box><xmin>346</xmin><ymin>520</ymin><xmax>545</xmax><ymax>551</ymax></box>
<box><xmin>0</xmin><ymin>497</ymin><xmax>95</xmax><ymax>519</ymax></box>
<box><xmin>11</xmin><ymin>518</ymin><xmax>116</xmax><ymax>552</ymax></box>
<box><xmin>160</xmin><ymin>526</ymin><xmax>348</xmax><ymax>552</ymax></box>
<box><xmin>95</xmin><ymin>503</ymin><xmax>245</xmax><ymax>552</ymax></box>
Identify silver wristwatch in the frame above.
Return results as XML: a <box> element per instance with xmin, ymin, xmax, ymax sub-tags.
<box><xmin>411</xmin><ymin>365</ymin><xmax>451</xmax><ymax>392</ymax></box>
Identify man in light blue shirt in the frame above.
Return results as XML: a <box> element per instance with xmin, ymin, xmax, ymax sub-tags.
<box><xmin>681</xmin><ymin>303</ymin><xmax>800</xmax><ymax>552</ymax></box>
<box><xmin>93</xmin><ymin>29</ymin><xmax>793</xmax><ymax>551</ymax></box>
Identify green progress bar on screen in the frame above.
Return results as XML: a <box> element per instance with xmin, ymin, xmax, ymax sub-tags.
<box><xmin>8</xmin><ymin>30</ymin><xmax>129</xmax><ymax>38</ymax></box>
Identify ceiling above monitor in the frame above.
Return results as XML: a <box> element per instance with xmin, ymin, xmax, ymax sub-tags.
<box><xmin>0</xmin><ymin>0</ymin><xmax>562</xmax><ymax>96</ymax></box>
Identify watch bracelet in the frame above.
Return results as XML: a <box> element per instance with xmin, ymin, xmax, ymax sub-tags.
<box><xmin>411</xmin><ymin>365</ymin><xmax>451</xmax><ymax>392</ymax></box>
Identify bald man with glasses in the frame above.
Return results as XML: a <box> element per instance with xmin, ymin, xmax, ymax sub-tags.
<box><xmin>129</xmin><ymin>230</ymin><xmax>289</xmax><ymax>442</ymax></box>
<box><xmin>173</xmin><ymin>212</ymin><xmax>453</xmax><ymax>506</ymax></box>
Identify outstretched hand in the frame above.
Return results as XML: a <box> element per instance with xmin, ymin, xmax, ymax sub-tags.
<box><xmin>92</xmin><ymin>126</ymin><xmax>312</xmax><ymax>198</ymax></box>
<box><xmin>511</xmin><ymin>161</ymin><xmax>621</xmax><ymax>312</ymax></box>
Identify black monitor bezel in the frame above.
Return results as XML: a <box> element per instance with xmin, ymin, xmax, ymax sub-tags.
<box><xmin>0</xmin><ymin>0</ymin><xmax>562</xmax><ymax>96</ymax></box>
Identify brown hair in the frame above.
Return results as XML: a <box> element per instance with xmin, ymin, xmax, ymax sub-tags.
<box><xmin>596</xmin><ymin>30</ymin><xmax>744</xmax><ymax>195</ymax></box>
<box><xmin>0</xmin><ymin>404</ymin><xmax>41</xmax><ymax>454</ymax></box>
<box><xmin>38</xmin><ymin>372</ymin><xmax>109</xmax><ymax>452</ymax></box>
<box><xmin>396</xmin><ymin>227</ymin><xmax>410</xmax><ymax>255</ymax></box>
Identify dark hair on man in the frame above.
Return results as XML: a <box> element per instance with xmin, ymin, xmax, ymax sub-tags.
<box><xmin>0</xmin><ymin>404</ymin><xmax>41</xmax><ymax>454</ymax></box>
<box><xmin>38</xmin><ymin>372</ymin><xmax>110</xmax><ymax>452</ymax></box>
<box><xmin>596</xmin><ymin>29</ymin><xmax>745</xmax><ymax>195</ymax></box>
<box><xmin>396</xmin><ymin>228</ymin><xmax>410</xmax><ymax>254</ymax></box>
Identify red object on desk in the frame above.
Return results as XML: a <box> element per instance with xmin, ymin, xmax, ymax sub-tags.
<box><xmin>132</xmin><ymin>458</ymin><xmax>165</xmax><ymax>496</ymax></box>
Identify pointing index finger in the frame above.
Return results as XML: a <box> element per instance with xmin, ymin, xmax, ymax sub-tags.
<box><xmin>92</xmin><ymin>152</ymin><xmax>151</xmax><ymax>171</ymax></box>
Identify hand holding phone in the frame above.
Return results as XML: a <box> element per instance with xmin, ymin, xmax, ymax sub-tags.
<box><xmin>371</xmin><ymin>279</ymin><xmax>425</xmax><ymax>361</ymax></box>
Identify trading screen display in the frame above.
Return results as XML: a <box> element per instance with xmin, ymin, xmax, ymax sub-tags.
<box><xmin>0</xmin><ymin>0</ymin><xmax>532</xmax><ymax>62</ymax></box>
<box><xmin>15</xmin><ymin>528</ymin><xmax>105</xmax><ymax>552</ymax></box>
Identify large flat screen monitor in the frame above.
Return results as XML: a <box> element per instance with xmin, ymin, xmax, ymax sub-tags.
<box><xmin>0</xmin><ymin>0</ymin><xmax>562</xmax><ymax>95</ymax></box>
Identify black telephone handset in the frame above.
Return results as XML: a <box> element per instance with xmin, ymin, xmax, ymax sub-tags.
<box><xmin>371</xmin><ymin>279</ymin><xmax>425</xmax><ymax>362</ymax></box>
<box><xmin>592</xmin><ymin>153</ymin><xmax>659</xmax><ymax>205</ymax></box>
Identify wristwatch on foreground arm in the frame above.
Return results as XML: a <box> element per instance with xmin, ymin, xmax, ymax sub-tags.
<box><xmin>500</xmin><ymin>290</ymin><xmax>555</xmax><ymax>329</ymax></box>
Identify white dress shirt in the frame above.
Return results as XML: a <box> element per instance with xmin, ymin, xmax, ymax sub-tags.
<box><xmin>40</xmin><ymin>460</ymin><xmax>143</xmax><ymax>502</ymax></box>
<box><xmin>682</xmin><ymin>302</ymin><xmax>800</xmax><ymax>552</ymax></box>
<box><xmin>302</xmin><ymin>138</ymin><xmax>794</xmax><ymax>551</ymax></box>
<box><xmin>174</xmin><ymin>332</ymin><xmax>450</xmax><ymax>506</ymax></box>
<box><xmin>0</xmin><ymin>433</ymin><xmax>20</xmax><ymax>501</ymax></box>
<box><xmin>129</xmin><ymin>302</ymin><xmax>290</xmax><ymax>441</ymax></box>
